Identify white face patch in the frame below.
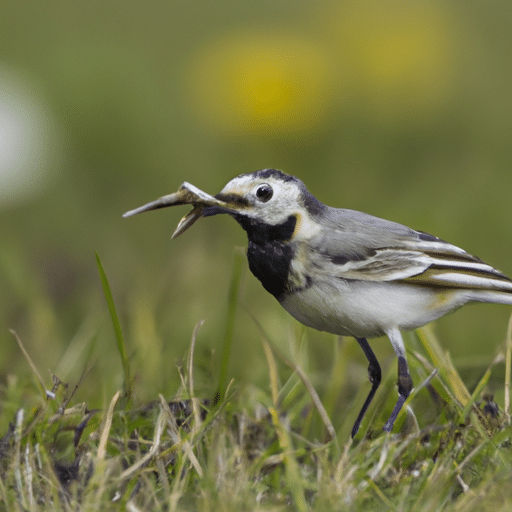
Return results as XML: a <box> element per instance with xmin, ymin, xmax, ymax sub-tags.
<box><xmin>218</xmin><ymin>174</ymin><xmax>255</xmax><ymax>198</ymax></box>
<box><xmin>219</xmin><ymin>174</ymin><xmax>316</xmax><ymax>230</ymax></box>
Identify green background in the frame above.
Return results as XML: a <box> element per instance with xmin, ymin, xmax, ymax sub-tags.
<box><xmin>1</xmin><ymin>1</ymin><xmax>511</xmax><ymax>411</ymax></box>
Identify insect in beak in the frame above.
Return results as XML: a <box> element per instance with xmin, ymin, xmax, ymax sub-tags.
<box><xmin>122</xmin><ymin>182</ymin><xmax>232</xmax><ymax>238</ymax></box>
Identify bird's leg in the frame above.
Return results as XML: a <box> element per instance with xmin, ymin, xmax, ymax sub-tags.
<box><xmin>383</xmin><ymin>328</ymin><xmax>413</xmax><ymax>432</ymax></box>
<box><xmin>352</xmin><ymin>337</ymin><xmax>382</xmax><ymax>438</ymax></box>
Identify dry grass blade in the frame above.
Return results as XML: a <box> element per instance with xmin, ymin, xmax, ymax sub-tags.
<box><xmin>24</xmin><ymin>444</ymin><xmax>35</xmax><ymax>512</ymax></box>
<box><xmin>287</xmin><ymin>355</ymin><xmax>337</xmax><ymax>443</ymax></box>
<box><xmin>334</xmin><ymin>437</ymin><xmax>354</xmax><ymax>492</ymax></box>
<box><xmin>249</xmin><ymin>313</ymin><xmax>338</xmax><ymax>444</ymax></box>
<box><xmin>10</xmin><ymin>330</ymin><xmax>47</xmax><ymax>399</ymax></box>
<box><xmin>263</xmin><ymin>336</ymin><xmax>337</xmax><ymax>443</ymax></box>
<box><xmin>367</xmin><ymin>478</ymin><xmax>398</xmax><ymax>510</ymax></box>
<box><xmin>268</xmin><ymin>407</ymin><xmax>308</xmax><ymax>512</ymax></box>
<box><xmin>416</xmin><ymin>326</ymin><xmax>472</xmax><ymax>406</ymax></box>
<box><xmin>159</xmin><ymin>395</ymin><xmax>204</xmax><ymax>477</ymax></box>
<box><xmin>457</xmin><ymin>350</ymin><xmax>504</xmax><ymax>428</ymax></box>
<box><xmin>413</xmin><ymin>350</ymin><xmax>464</xmax><ymax>410</ymax></box>
<box><xmin>187</xmin><ymin>319</ymin><xmax>205</xmax><ymax>432</ymax></box>
<box><xmin>13</xmin><ymin>409</ymin><xmax>24</xmax><ymax>509</ymax></box>
<box><xmin>97</xmin><ymin>390</ymin><xmax>121</xmax><ymax>462</ymax></box>
<box><xmin>118</xmin><ymin>405</ymin><xmax>167</xmax><ymax>481</ymax></box>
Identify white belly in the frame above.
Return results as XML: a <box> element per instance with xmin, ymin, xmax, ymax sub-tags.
<box><xmin>280</xmin><ymin>279</ymin><xmax>467</xmax><ymax>338</ymax></box>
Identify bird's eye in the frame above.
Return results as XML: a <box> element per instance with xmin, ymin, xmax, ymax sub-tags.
<box><xmin>255</xmin><ymin>183</ymin><xmax>273</xmax><ymax>202</ymax></box>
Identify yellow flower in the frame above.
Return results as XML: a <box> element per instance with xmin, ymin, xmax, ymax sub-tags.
<box><xmin>186</xmin><ymin>32</ymin><xmax>335</xmax><ymax>139</ymax></box>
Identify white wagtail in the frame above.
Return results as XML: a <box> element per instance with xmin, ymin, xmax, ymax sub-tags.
<box><xmin>124</xmin><ymin>169</ymin><xmax>512</xmax><ymax>437</ymax></box>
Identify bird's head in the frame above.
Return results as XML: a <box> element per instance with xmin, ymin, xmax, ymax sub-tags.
<box><xmin>123</xmin><ymin>169</ymin><xmax>325</xmax><ymax>242</ymax></box>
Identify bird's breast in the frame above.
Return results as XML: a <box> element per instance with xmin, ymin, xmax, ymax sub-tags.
<box><xmin>246</xmin><ymin>240</ymin><xmax>294</xmax><ymax>301</ymax></box>
<box><xmin>237</xmin><ymin>214</ymin><xmax>303</xmax><ymax>301</ymax></box>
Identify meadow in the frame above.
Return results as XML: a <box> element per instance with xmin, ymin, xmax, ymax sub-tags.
<box><xmin>2</xmin><ymin>1</ymin><xmax>512</xmax><ymax>510</ymax></box>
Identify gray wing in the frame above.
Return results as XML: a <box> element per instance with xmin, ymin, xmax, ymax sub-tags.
<box><xmin>309</xmin><ymin>207</ymin><xmax>512</xmax><ymax>289</ymax></box>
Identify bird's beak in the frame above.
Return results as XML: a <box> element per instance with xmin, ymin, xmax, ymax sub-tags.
<box><xmin>122</xmin><ymin>182</ymin><xmax>233</xmax><ymax>238</ymax></box>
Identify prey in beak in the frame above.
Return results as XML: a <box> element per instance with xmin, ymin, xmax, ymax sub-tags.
<box><xmin>122</xmin><ymin>182</ymin><xmax>232</xmax><ymax>238</ymax></box>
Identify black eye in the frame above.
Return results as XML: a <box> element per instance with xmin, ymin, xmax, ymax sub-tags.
<box><xmin>255</xmin><ymin>183</ymin><xmax>273</xmax><ymax>202</ymax></box>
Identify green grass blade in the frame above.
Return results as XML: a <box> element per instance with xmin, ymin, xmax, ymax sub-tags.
<box><xmin>95</xmin><ymin>252</ymin><xmax>132</xmax><ymax>404</ymax></box>
<box><xmin>214</xmin><ymin>248</ymin><xmax>245</xmax><ymax>406</ymax></box>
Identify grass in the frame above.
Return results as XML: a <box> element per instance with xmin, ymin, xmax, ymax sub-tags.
<box><xmin>1</xmin><ymin>261</ymin><xmax>512</xmax><ymax>511</ymax></box>
<box><xmin>95</xmin><ymin>253</ymin><xmax>132</xmax><ymax>407</ymax></box>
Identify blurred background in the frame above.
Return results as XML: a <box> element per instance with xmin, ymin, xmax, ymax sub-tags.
<box><xmin>1</xmin><ymin>1</ymin><xmax>512</xmax><ymax>412</ymax></box>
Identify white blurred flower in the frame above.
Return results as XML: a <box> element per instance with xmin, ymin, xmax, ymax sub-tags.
<box><xmin>0</xmin><ymin>66</ymin><xmax>60</xmax><ymax>208</ymax></box>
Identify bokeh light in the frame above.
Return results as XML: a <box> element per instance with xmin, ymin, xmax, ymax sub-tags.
<box><xmin>0</xmin><ymin>67</ymin><xmax>60</xmax><ymax>207</ymax></box>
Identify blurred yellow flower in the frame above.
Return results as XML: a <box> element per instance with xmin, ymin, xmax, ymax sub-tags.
<box><xmin>186</xmin><ymin>3</ymin><xmax>455</xmax><ymax>138</ymax></box>
<box><xmin>186</xmin><ymin>32</ymin><xmax>335</xmax><ymax>139</ymax></box>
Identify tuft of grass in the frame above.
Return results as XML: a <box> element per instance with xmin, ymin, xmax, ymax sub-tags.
<box><xmin>2</xmin><ymin>320</ymin><xmax>512</xmax><ymax>511</ymax></box>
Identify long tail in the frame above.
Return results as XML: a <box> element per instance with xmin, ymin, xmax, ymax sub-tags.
<box><xmin>403</xmin><ymin>242</ymin><xmax>512</xmax><ymax>305</ymax></box>
<box><xmin>466</xmin><ymin>289</ymin><xmax>512</xmax><ymax>306</ymax></box>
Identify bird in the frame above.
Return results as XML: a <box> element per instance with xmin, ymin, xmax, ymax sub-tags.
<box><xmin>123</xmin><ymin>168</ymin><xmax>512</xmax><ymax>437</ymax></box>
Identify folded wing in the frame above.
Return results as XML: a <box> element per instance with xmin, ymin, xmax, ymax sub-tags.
<box><xmin>311</xmin><ymin>207</ymin><xmax>512</xmax><ymax>292</ymax></box>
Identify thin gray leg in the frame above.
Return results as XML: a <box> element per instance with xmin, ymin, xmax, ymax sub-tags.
<box><xmin>352</xmin><ymin>337</ymin><xmax>382</xmax><ymax>438</ymax></box>
<box><xmin>383</xmin><ymin>327</ymin><xmax>413</xmax><ymax>432</ymax></box>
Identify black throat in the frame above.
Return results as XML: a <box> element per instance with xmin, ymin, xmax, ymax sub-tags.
<box><xmin>234</xmin><ymin>214</ymin><xmax>297</xmax><ymax>301</ymax></box>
